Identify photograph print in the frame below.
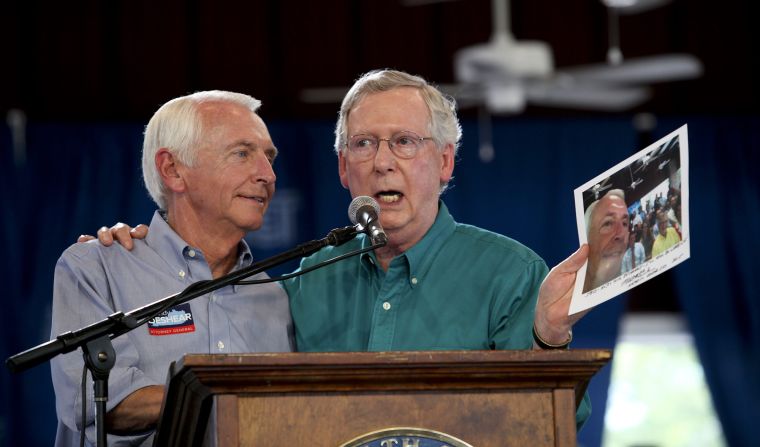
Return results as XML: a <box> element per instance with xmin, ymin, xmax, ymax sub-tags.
<box><xmin>569</xmin><ymin>124</ymin><xmax>690</xmax><ymax>315</ymax></box>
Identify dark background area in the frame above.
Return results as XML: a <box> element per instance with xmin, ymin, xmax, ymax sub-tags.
<box><xmin>2</xmin><ymin>1</ymin><xmax>759</xmax><ymax>446</ymax></box>
<box><xmin>2</xmin><ymin>0</ymin><xmax>759</xmax><ymax>121</ymax></box>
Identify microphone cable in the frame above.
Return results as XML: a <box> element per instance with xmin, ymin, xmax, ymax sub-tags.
<box><xmin>235</xmin><ymin>241</ymin><xmax>383</xmax><ymax>285</ymax></box>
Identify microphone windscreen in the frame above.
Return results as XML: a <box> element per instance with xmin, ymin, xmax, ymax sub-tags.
<box><xmin>348</xmin><ymin>196</ymin><xmax>380</xmax><ymax>225</ymax></box>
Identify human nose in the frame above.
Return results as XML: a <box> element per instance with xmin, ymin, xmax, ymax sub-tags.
<box><xmin>613</xmin><ymin>221</ymin><xmax>627</xmax><ymax>239</ymax></box>
<box><xmin>253</xmin><ymin>152</ymin><xmax>276</xmax><ymax>184</ymax></box>
<box><xmin>373</xmin><ymin>138</ymin><xmax>396</xmax><ymax>171</ymax></box>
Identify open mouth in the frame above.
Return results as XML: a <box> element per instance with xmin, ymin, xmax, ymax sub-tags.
<box><xmin>375</xmin><ymin>191</ymin><xmax>403</xmax><ymax>203</ymax></box>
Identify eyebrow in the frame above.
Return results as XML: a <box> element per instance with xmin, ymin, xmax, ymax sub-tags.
<box><xmin>603</xmin><ymin>211</ymin><xmax>629</xmax><ymax>217</ymax></box>
<box><xmin>226</xmin><ymin>140</ymin><xmax>279</xmax><ymax>159</ymax></box>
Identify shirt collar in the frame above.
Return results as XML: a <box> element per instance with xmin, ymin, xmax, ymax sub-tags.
<box><xmin>403</xmin><ymin>200</ymin><xmax>457</xmax><ymax>285</ymax></box>
<box><xmin>358</xmin><ymin>200</ymin><xmax>457</xmax><ymax>286</ymax></box>
<box><xmin>145</xmin><ymin>211</ymin><xmax>253</xmax><ymax>282</ymax></box>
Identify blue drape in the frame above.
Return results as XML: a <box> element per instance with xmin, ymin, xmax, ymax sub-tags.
<box><xmin>1</xmin><ymin>116</ymin><xmax>757</xmax><ymax>446</ymax></box>
<box><xmin>662</xmin><ymin>116</ymin><xmax>760</xmax><ymax>447</ymax></box>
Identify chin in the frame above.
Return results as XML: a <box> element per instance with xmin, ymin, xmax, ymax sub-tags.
<box><xmin>379</xmin><ymin>215</ymin><xmax>406</xmax><ymax>232</ymax></box>
<box><xmin>245</xmin><ymin>223</ymin><xmax>264</xmax><ymax>232</ymax></box>
<box><xmin>234</xmin><ymin>215</ymin><xmax>265</xmax><ymax>233</ymax></box>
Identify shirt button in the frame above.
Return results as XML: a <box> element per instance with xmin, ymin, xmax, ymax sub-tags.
<box><xmin>217</xmin><ymin>341</ymin><xmax>225</xmax><ymax>351</ymax></box>
<box><xmin>383</xmin><ymin>302</ymin><xmax>391</xmax><ymax>311</ymax></box>
<box><xmin>411</xmin><ymin>277</ymin><xmax>418</xmax><ymax>285</ymax></box>
<box><xmin>178</xmin><ymin>270</ymin><xmax>186</xmax><ymax>278</ymax></box>
<box><xmin>188</xmin><ymin>249</ymin><xmax>196</xmax><ymax>258</ymax></box>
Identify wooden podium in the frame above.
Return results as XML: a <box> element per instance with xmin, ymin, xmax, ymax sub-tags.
<box><xmin>154</xmin><ymin>350</ymin><xmax>611</xmax><ymax>447</ymax></box>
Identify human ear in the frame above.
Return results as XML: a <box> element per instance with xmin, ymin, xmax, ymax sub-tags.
<box><xmin>439</xmin><ymin>143</ymin><xmax>455</xmax><ymax>184</ymax></box>
<box><xmin>156</xmin><ymin>149</ymin><xmax>186</xmax><ymax>193</ymax></box>
<box><xmin>338</xmin><ymin>150</ymin><xmax>350</xmax><ymax>190</ymax></box>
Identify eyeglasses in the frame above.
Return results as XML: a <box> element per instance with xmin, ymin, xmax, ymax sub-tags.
<box><xmin>345</xmin><ymin>130</ymin><xmax>434</xmax><ymax>160</ymax></box>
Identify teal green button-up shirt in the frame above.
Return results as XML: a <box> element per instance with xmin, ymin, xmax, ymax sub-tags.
<box><xmin>284</xmin><ymin>202</ymin><xmax>547</xmax><ymax>352</ymax></box>
<box><xmin>283</xmin><ymin>201</ymin><xmax>590</xmax><ymax>428</ymax></box>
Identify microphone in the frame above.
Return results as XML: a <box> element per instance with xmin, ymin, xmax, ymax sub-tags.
<box><xmin>348</xmin><ymin>196</ymin><xmax>388</xmax><ymax>246</ymax></box>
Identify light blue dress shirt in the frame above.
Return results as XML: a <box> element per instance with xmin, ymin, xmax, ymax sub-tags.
<box><xmin>50</xmin><ymin>211</ymin><xmax>293</xmax><ymax>446</ymax></box>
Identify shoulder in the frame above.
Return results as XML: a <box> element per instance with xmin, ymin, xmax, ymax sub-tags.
<box><xmin>449</xmin><ymin>223</ymin><xmax>545</xmax><ymax>267</ymax></box>
<box><xmin>282</xmin><ymin>236</ymin><xmax>365</xmax><ymax>295</ymax></box>
<box><xmin>298</xmin><ymin>236</ymin><xmax>365</xmax><ymax>267</ymax></box>
<box><xmin>58</xmin><ymin>240</ymin><xmax>108</xmax><ymax>267</ymax></box>
<box><xmin>57</xmin><ymin>238</ymin><xmax>150</xmax><ymax>275</ymax></box>
<box><xmin>61</xmin><ymin>237</ymin><xmax>146</xmax><ymax>260</ymax></box>
<box><xmin>440</xmin><ymin>223</ymin><xmax>548</xmax><ymax>285</ymax></box>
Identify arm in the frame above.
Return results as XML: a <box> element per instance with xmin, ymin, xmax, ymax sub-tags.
<box><xmin>532</xmin><ymin>245</ymin><xmax>593</xmax><ymax>430</ymax></box>
<box><xmin>488</xmin><ymin>249</ymin><xmax>591</xmax><ymax>429</ymax></box>
<box><xmin>490</xmin><ymin>258</ymin><xmax>549</xmax><ymax>350</ymax></box>
<box><xmin>50</xmin><ymin>245</ymin><xmax>162</xmax><ymax>444</ymax></box>
<box><xmin>533</xmin><ymin>245</ymin><xmax>590</xmax><ymax>346</ymax></box>
<box><xmin>106</xmin><ymin>385</ymin><xmax>165</xmax><ymax>434</ymax></box>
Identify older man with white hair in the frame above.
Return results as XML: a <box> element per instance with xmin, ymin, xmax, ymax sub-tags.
<box><xmin>283</xmin><ymin>69</ymin><xmax>592</xmax><ymax>426</ymax></box>
<box><xmin>51</xmin><ymin>91</ymin><xmax>294</xmax><ymax>447</ymax></box>
<box><xmin>583</xmin><ymin>189</ymin><xmax>630</xmax><ymax>292</ymax></box>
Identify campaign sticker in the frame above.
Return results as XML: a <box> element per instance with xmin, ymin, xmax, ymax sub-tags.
<box><xmin>147</xmin><ymin>303</ymin><xmax>195</xmax><ymax>335</ymax></box>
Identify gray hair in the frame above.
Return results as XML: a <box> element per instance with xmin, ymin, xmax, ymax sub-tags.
<box><xmin>584</xmin><ymin>189</ymin><xmax>626</xmax><ymax>237</ymax></box>
<box><xmin>142</xmin><ymin>90</ymin><xmax>262</xmax><ymax>210</ymax></box>
<box><xmin>334</xmin><ymin>69</ymin><xmax>462</xmax><ymax>170</ymax></box>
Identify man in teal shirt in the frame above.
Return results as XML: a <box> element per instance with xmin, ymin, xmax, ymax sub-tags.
<box><xmin>284</xmin><ymin>69</ymin><xmax>591</xmax><ymax>427</ymax></box>
<box><xmin>280</xmin><ymin>69</ymin><xmax>587</xmax><ymax>354</ymax></box>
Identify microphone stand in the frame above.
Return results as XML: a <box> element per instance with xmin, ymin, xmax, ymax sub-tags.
<box><xmin>5</xmin><ymin>225</ymin><xmax>364</xmax><ymax>447</ymax></box>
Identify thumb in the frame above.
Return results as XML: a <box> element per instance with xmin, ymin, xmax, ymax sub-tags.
<box><xmin>553</xmin><ymin>244</ymin><xmax>589</xmax><ymax>274</ymax></box>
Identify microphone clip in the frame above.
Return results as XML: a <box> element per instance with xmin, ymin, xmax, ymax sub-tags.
<box><xmin>325</xmin><ymin>225</ymin><xmax>361</xmax><ymax>247</ymax></box>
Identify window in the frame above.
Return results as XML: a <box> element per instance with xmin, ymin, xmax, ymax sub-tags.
<box><xmin>603</xmin><ymin>313</ymin><xmax>726</xmax><ymax>447</ymax></box>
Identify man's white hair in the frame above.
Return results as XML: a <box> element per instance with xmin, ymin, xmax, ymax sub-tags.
<box><xmin>584</xmin><ymin>189</ymin><xmax>626</xmax><ymax>237</ymax></box>
<box><xmin>142</xmin><ymin>90</ymin><xmax>262</xmax><ymax>210</ymax></box>
<box><xmin>333</xmin><ymin>69</ymin><xmax>462</xmax><ymax>192</ymax></box>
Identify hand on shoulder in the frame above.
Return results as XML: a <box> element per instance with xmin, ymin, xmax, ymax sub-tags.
<box><xmin>77</xmin><ymin>223</ymin><xmax>148</xmax><ymax>250</ymax></box>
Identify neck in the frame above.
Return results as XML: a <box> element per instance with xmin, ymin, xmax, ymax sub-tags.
<box><xmin>373</xmin><ymin>244</ymin><xmax>403</xmax><ymax>272</ymax></box>
<box><xmin>165</xmin><ymin>207</ymin><xmax>244</xmax><ymax>279</ymax></box>
<box><xmin>373</xmin><ymin>220</ymin><xmax>435</xmax><ymax>272</ymax></box>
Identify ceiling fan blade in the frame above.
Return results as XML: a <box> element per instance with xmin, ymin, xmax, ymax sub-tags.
<box><xmin>562</xmin><ymin>54</ymin><xmax>703</xmax><ymax>85</ymax></box>
<box><xmin>601</xmin><ymin>0</ymin><xmax>673</xmax><ymax>15</ymax></box>
<box><xmin>525</xmin><ymin>82</ymin><xmax>651</xmax><ymax>111</ymax></box>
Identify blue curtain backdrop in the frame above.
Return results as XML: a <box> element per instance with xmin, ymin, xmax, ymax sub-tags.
<box><xmin>1</xmin><ymin>116</ymin><xmax>757</xmax><ymax>446</ymax></box>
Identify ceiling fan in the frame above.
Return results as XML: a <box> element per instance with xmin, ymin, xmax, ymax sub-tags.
<box><xmin>633</xmin><ymin>142</ymin><xmax>668</xmax><ymax>174</ymax></box>
<box><xmin>628</xmin><ymin>165</ymin><xmax>644</xmax><ymax>190</ymax></box>
<box><xmin>299</xmin><ymin>0</ymin><xmax>702</xmax><ymax>162</ymax></box>
<box><xmin>452</xmin><ymin>0</ymin><xmax>703</xmax><ymax>114</ymax></box>
<box><xmin>590</xmin><ymin>176</ymin><xmax>614</xmax><ymax>199</ymax></box>
<box><xmin>301</xmin><ymin>0</ymin><xmax>702</xmax><ymax>113</ymax></box>
<box><xmin>632</xmin><ymin>130</ymin><xmax>679</xmax><ymax>177</ymax></box>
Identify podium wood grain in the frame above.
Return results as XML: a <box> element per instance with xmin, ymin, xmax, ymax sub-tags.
<box><xmin>155</xmin><ymin>350</ymin><xmax>611</xmax><ymax>447</ymax></box>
